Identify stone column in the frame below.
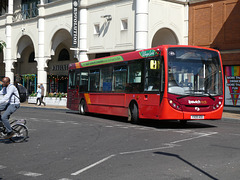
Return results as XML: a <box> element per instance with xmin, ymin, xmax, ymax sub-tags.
<box><xmin>4</xmin><ymin>0</ymin><xmax>14</xmax><ymax>82</ymax></box>
<box><xmin>36</xmin><ymin>3</ymin><xmax>48</xmax><ymax>95</ymax></box>
<box><xmin>135</xmin><ymin>0</ymin><xmax>149</xmax><ymax>50</ymax></box>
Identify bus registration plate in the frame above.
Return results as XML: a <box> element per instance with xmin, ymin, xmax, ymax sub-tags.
<box><xmin>191</xmin><ymin>115</ymin><xmax>204</xmax><ymax>119</ymax></box>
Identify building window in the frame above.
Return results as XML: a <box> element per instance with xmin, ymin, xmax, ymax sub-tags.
<box><xmin>0</xmin><ymin>0</ymin><xmax>8</xmax><ymax>16</ymax></box>
<box><xmin>22</xmin><ymin>0</ymin><xmax>39</xmax><ymax>20</ymax></box>
<box><xmin>94</xmin><ymin>24</ymin><xmax>100</xmax><ymax>35</ymax></box>
<box><xmin>28</xmin><ymin>52</ymin><xmax>35</xmax><ymax>63</ymax></box>
<box><xmin>58</xmin><ymin>48</ymin><xmax>70</xmax><ymax>61</ymax></box>
<box><xmin>121</xmin><ymin>19</ymin><xmax>128</xmax><ymax>30</ymax></box>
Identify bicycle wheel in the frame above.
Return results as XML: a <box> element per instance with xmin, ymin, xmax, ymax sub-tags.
<box><xmin>10</xmin><ymin>124</ymin><xmax>28</xmax><ymax>143</ymax></box>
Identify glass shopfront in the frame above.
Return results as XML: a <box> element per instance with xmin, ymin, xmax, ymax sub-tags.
<box><xmin>48</xmin><ymin>74</ymin><xmax>68</xmax><ymax>93</ymax></box>
<box><xmin>15</xmin><ymin>74</ymin><xmax>37</xmax><ymax>94</ymax></box>
<box><xmin>48</xmin><ymin>64</ymin><xmax>69</xmax><ymax>93</ymax></box>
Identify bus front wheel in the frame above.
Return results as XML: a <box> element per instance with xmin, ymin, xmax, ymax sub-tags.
<box><xmin>79</xmin><ymin>100</ymin><xmax>87</xmax><ymax>115</ymax></box>
<box><xmin>128</xmin><ymin>103</ymin><xmax>139</xmax><ymax>124</ymax></box>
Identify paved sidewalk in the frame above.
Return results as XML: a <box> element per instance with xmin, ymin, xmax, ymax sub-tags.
<box><xmin>20</xmin><ymin>102</ymin><xmax>68</xmax><ymax>110</ymax></box>
<box><xmin>222</xmin><ymin>106</ymin><xmax>240</xmax><ymax>120</ymax></box>
<box><xmin>223</xmin><ymin>106</ymin><xmax>240</xmax><ymax>114</ymax></box>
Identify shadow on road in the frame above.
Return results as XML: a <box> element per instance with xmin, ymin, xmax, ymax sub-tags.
<box><xmin>154</xmin><ymin>152</ymin><xmax>219</xmax><ymax>180</ymax></box>
<box><xmin>66</xmin><ymin>111</ymin><xmax>217</xmax><ymax>129</ymax></box>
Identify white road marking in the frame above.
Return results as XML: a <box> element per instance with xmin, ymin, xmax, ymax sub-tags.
<box><xmin>18</xmin><ymin>171</ymin><xmax>42</xmax><ymax>177</ymax></box>
<box><xmin>0</xmin><ymin>165</ymin><xmax>6</xmax><ymax>169</ymax></box>
<box><xmin>119</xmin><ymin>143</ymin><xmax>179</xmax><ymax>155</ymax></box>
<box><xmin>119</xmin><ymin>126</ymin><xmax>129</xmax><ymax>129</ymax></box>
<box><xmin>70</xmin><ymin>130</ymin><xmax>218</xmax><ymax>176</ymax></box>
<box><xmin>170</xmin><ymin>132</ymin><xmax>218</xmax><ymax>144</ymax></box>
<box><xmin>71</xmin><ymin>154</ymin><xmax>116</xmax><ymax>176</ymax></box>
<box><xmin>174</xmin><ymin>130</ymin><xmax>193</xmax><ymax>133</ymax></box>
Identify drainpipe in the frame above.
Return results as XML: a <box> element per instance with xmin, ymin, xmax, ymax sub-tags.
<box><xmin>135</xmin><ymin>0</ymin><xmax>149</xmax><ymax>50</ymax></box>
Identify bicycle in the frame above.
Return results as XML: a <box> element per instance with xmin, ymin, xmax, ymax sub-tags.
<box><xmin>0</xmin><ymin>119</ymin><xmax>28</xmax><ymax>143</ymax></box>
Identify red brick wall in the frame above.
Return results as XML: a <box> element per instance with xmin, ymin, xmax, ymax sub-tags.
<box><xmin>189</xmin><ymin>0</ymin><xmax>240</xmax><ymax>65</ymax></box>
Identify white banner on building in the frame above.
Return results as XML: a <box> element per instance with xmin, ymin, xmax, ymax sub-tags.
<box><xmin>72</xmin><ymin>0</ymin><xmax>79</xmax><ymax>48</ymax></box>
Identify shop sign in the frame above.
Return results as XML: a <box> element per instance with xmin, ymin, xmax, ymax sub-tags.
<box><xmin>225</xmin><ymin>66</ymin><xmax>240</xmax><ymax>106</ymax></box>
<box><xmin>51</xmin><ymin>64</ymin><xmax>68</xmax><ymax>71</ymax></box>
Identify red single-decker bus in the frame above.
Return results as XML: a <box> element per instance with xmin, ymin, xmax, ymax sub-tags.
<box><xmin>67</xmin><ymin>45</ymin><xmax>224</xmax><ymax>124</ymax></box>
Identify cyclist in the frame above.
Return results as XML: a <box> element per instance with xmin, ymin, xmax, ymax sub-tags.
<box><xmin>0</xmin><ymin>77</ymin><xmax>20</xmax><ymax>139</ymax></box>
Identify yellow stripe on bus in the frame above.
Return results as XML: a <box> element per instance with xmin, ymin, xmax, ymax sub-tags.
<box><xmin>84</xmin><ymin>93</ymin><xmax>91</xmax><ymax>104</ymax></box>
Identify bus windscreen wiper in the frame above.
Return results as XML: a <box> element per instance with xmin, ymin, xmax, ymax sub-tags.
<box><xmin>204</xmin><ymin>92</ymin><xmax>216</xmax><ymax>101</ymax></box>
<box><xmin>177</xmin><ymin>94</ymin><xmax>191</xmax><ymax>99</ymax></box>
<box><xmin>176</xmin><ymin>90</ymin><xmax>215</xmax><ymax>100</ymax></box>
<box><xmin>176</xmin><ymin>93</ymin><xmax>203</xmax><ymax>99</ymax></box>
<box><xmin>191</xmin><ymin>90</ymin><xmax>216</xmax><ymax>101</ymax></box>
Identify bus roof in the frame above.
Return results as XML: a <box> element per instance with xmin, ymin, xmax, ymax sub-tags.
<box><xmin>68</xmin><ymin>45</ymin><xmax>219</xmax><ymax>70</ymax></box>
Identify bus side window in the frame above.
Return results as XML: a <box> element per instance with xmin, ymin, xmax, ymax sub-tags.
<box><xmin>127</xmin><ymin>61</ymin><xmax>143</xmax><ymax>92</ymax></box>
<box><xmin>100</xmin><ymin>66</ymin><xmax>113</xmax><ymax>92</ymax></box>
<box><xmin>145</xmin><ymin>59</ymin><xmax>160</xmax><ymax>92</ymax></box>
<box><xmin>113</xmin><ymin>66</ymin><xmax>127</xmax><ymax>92</ymax></box>
<box><xmin>76</xmin><ymin>70</ymin><xmax>80</xmax><ymax>91</ymax></box>
<box><xmin>160</xmin><ymin>58</ymin><xmax>165</xmax><ymax>93</ymax></box>
<box><xmin>68</xmin><ymin>70</ymin><xmax>76</xmax><ymax>89</ymax></box>
<box><xmin>89</xmin><ymin>69</ymin><xmax>100</xmax><ymax>92</ymax></box>
<box><xmin>80</xmin><ymin>71</ymin><xmax>88</xmax><ymax>92</ymax></box>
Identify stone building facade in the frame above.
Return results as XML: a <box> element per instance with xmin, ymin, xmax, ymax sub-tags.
<box><xmin>0</xmin><ymin>0</ymin><xmax>189</xmax><ymax>94</ymax></box>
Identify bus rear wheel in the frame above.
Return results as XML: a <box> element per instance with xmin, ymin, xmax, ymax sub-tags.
<box><xmin>79</xmin><ymin>100</ymin><xmax>87</xmax><ymax>115</ymax></box>
<box><xmin>128</xmin><ymin>103</ymin><xmax>139</xmax><ymax>124</ymax></box>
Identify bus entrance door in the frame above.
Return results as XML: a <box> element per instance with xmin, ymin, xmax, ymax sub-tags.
<box><xmin>140</xmin><ymin>94</ymin><xmax>160</xmax><ymax>119</ymax></box>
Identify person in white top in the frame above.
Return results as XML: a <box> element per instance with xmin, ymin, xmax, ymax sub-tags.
<box><xmin>0</xmin><ymin>77</ymin><xmax>20</xmax><ymax>139</ymax></box>
<box><xmin>36</xmin><ymin>85</ymin><xmax>42</xmax><ymax>106</ymax></box>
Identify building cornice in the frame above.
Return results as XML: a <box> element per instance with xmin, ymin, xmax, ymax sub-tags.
<box><xmin>162</xmin><ymin>0</ymin><xmax>189</xmax><ymax>5</ymax></box>
<box><xmin>220</xmin><ymin>49</ymin><xmax>240</xmax><ymax>55</ymax></box>
<box><xmin>42</xmin><ymin>9</ymin><xmax>72</xmax><ymax>20</ymax></box>
<box><xmin>188</xmin><ymin>0</ymin><xmax>209</xmax><ymax>4</ymax></box>
<box><xmin>39</xmin><ymin>0</ymin><xmax>70</xmax><ymax>9</ymax></box>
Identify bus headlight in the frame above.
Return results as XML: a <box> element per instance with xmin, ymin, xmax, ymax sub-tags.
<box><xmin>168</xmin><ymin>99</ymin><xmax>182</xmax><ymax>111</ymax></box>
<box><xmin>213</xmin><ymin>101</ymin><xmax>223</xmax><ymax>110</ymax></box>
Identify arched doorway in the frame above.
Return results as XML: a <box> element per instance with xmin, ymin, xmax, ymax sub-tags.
<box><xmin>16</xmin><ymin>35</ymin><xmax>37</xmax><ymax>94</ymax></box>
<box><xmin>48</xmin><ymin>29</ymin><xmax>76</xmax><ymax>93</ymax></box>
<box><xmin>151</xmin><ymin>28</ymin><xmax>179</xmax><ymax>47</ymax></box>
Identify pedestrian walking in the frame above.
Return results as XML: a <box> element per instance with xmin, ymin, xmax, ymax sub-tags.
<box><xmin>36</xmin><ymin>85</ymin><xmax>41</xmax><ymax>106</ymax></box>
<box><xmin>40</xmin><ymin>83</ymin><xmax>46</xmax><ymax>106</ymax></box>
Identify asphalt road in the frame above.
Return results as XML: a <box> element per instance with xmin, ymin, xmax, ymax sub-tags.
<box><xmin>0</xmin><ymin>107</ymin><xmax>240</xmax><ymax>180</ymax></box>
